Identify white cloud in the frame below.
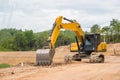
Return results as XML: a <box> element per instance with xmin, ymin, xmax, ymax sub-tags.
<box><xmin>0</xmin><ymin>0</ymin><xmax>120</xmax><ymax>32</ymax></box>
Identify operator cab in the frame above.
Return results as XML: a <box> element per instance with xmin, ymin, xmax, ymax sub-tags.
<box><xmin>83</xmin><ymin>34</ymin><xmax>100</xmax><ymax>53</ymax></box>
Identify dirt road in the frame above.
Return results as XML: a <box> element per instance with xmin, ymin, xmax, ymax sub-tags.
<box><xmin>0</xmin><ymin>43</ymin><xmax>120</xmax><ymax>80</ymax></box>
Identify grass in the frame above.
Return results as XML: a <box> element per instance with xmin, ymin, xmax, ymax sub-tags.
<box><xmin>0</xmin><ymin>64</ymin><xmax>11</xmax><ymax>68</ymax></box>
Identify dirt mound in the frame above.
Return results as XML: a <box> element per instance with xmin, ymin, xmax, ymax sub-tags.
<box><xmin>105</xmin><ymin>43</ymin><xmax>120</xmax><ymax>56</ymax></box>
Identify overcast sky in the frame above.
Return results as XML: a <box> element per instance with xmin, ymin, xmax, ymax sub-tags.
<box><xmin>0</xmin><ymin>0</ymin><xmax>120</xmax><ymax>32</ymax></box>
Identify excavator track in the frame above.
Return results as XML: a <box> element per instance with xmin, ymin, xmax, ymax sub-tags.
<box><xmin>64</xmin><ymin>52</ymin><xmax>105</xmax><ymax>63</ymax></box>
<box><xmin>64</xmin><ymin>54</ymin><xmax>74</xmax><ymax>63</ymax></box>
<box><xmin>36</xmin><ymin>49</ymin><xmax>55</xmax><ymax>66</ymax></box>
<box><xmin>89</xmin><ymin>53</ymin><xmax>104</xmax><ymax>63</ymax></box>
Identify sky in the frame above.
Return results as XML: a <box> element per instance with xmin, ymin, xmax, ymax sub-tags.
<box><xmin>0</xmin><ymin>0</ymin><xmax>120</xmax><ymax>32</ymax></box>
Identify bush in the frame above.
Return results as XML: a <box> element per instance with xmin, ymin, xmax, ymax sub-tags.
<box><xmin>0</xmin><ymin>64</ymin><xmax>11</xmax><ymax>68</ymax></box>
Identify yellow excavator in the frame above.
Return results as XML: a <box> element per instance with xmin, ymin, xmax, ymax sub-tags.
<box><xmin>36</xmin><ymin>16</ymin><xmax>107</xmax><ymax>65</ymax></box>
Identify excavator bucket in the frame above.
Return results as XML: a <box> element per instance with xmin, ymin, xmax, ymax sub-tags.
<box><xmin>36</xmin><ymin>49</ymin><xmax>55</xmax><ymax>66</ymax></box>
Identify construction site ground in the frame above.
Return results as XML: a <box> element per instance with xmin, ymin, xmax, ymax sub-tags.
<box><xmin>0</xmin><ymin>43</ymin><xmax>120</xmax><ymax>80</ymax></box>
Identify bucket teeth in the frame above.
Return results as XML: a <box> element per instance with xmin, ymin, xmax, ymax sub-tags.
<box><xmin>36</xmin><ymin>49</ymin><xmax>55</xmax><ymax>66</ymax></box>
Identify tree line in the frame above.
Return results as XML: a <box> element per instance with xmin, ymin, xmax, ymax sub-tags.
<box><xmin>0</xmin><ymin>19</ymin><xmax>119</xmax><ymax>51</ymax></box>
<box><xmin>0</xmin><ymin>29</ymin><xmax>75</xmax><ymax>51</ymax></box>
<box><xmin>90</xmin><ymin>19</ymin><xmax>120</xmax><ymax>43</ymax></box>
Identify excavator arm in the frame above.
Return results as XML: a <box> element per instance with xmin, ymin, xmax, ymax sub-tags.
<box><xmin>36</xmin><ymin>16</ymin><xmax>85</xmax><ymax>65</ymax></box>
<box><xmin>47</xmin><ymin>16</ymin><xmax>84</xmax><ymax>49</ymax></box>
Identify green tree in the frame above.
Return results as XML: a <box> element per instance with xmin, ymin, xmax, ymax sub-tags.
<box><xmin>0</xmin><ymin>28</ymin><xmax>21</xmax><ymax>51</ymax></box>
<box><xmin>34</xmin><ymin>30</ymin><xmax>50</xmax><ymax>49</ymax></box>
<box><xmin>101</xmin><ymin>26</ymin><xmax>110</xmax><ymax>43</ymax></box>
<box><xmin>55</xmin><ymin>30</ymin><xmax>75</xmax><ymax>47</ymax></box>
<box><xmin>110</xmin><ymin>19</ymin><xmax>120</xmax><ymax>42</ymax></box>
<box><xmin>13</xmin><ymin>32</ymin><xmax>25</xmax><ymax>50</ymax></box>
<box><xmin>23</xmin><ymin>30</ymin><xmax>34</xmax><ymax>50</ymax></box>
<box><xmin>90</xmin><ymin>24</ymin><xmax>101</xmax><ymax>33</ymax></box>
